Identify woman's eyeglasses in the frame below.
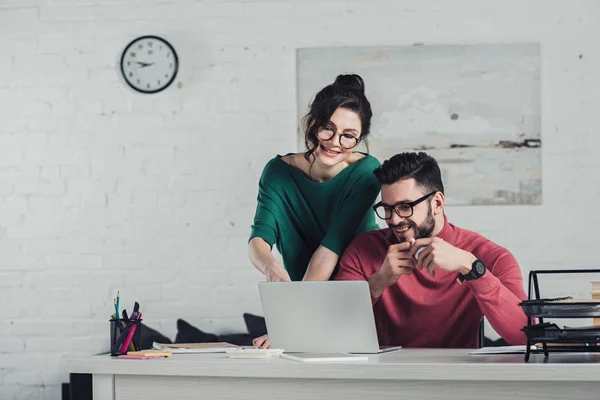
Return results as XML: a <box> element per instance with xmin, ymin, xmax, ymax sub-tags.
<box><xmin>317</xmin><ymin>126</ymin><xmax>360</xmax><ymax>149</ymax></box>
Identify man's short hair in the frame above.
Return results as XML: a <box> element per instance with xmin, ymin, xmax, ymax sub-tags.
<box><xmin>373</xmin><ymin>152</ymin><xmax>444</xmax><ymax>194</ymax></box>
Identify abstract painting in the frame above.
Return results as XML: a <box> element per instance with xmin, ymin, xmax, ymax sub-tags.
<box><xmin>296</xmin><ymin>43</ymin><xmax>541</xmax><ymax>205</ymax></box>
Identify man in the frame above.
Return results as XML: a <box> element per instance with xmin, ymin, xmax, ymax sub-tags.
<box><xmin>335</xmin><ymin>152</ymin><xmax>528</xmax><ymax>348</ymax></box>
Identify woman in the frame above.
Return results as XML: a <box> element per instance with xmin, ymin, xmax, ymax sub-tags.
<box><xmin>248</xmin><ymin>74</ymin><xmax>381</xmax><ymax>348</ymax></box>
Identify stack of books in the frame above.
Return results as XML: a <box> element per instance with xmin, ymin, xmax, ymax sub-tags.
<box><xmin>592</xmin><ymin>281</ymin><xmax>600</xmax><ymax>326</ymax></box>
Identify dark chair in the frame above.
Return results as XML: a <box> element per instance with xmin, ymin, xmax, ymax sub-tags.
<box><xmin>479</xmin><ymin>319</ymin><xmax>485</xmax><ymax>348</ymax></box>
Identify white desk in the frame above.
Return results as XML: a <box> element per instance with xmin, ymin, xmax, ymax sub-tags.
<box><xmin>66</xmin><ymin>349</ymin><xmax>600</xmax><ymax>400</ymax></box>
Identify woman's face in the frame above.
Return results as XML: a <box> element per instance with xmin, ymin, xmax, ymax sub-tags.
<box><xmin>313</xmin><ymin>107</ymin><xmax>362</xmax><ymax>167</ymax></box>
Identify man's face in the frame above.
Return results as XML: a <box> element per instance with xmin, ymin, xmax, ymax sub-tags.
<box><xmin>380</xmin><ymin>178</ymin><xmax>436</xmax><ymax>243</ymax></box>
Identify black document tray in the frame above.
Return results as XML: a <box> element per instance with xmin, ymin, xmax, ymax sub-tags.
<box><xmin>519</xmin><ymin>297</ymin><xmax>600</xmax><ymax>318</ymax></box>
<box><xmin>522</xmin><ymin>322</ymin><xmax>600</xmax><ymax>343</ymax></box>
<box><xmin>522</xmin><ymin>269</ymin><xmax>600</xmax><ymax>361</ymax></box>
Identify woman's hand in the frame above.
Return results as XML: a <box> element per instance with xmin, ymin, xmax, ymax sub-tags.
<box><xmin>252</xmin><ymin>334</ymin><xmax>271</xmax><ymax>349</ymax></box>
<box><xmin>265</xmin><ymin>262</ymin><xmax>291</xmax><ymax>282</ymax></box>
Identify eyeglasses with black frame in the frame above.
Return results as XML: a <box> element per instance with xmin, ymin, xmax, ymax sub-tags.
<box><xmin>372</xmin><ymin>191</ymin><xmax>436</xmax><ymax>220</ymax></box>
<box><xmin>317</xmin><ymin>126</ymin><xmax>361</xmax><ymax>149</ymax></box>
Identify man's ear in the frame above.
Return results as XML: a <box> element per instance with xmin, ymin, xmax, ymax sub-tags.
<box><xmin>433</xmin><ymin>192</ymin><xmax>445</xmax><ymax>215</ymax></box>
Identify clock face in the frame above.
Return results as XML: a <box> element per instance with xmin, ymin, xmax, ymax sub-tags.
<box><xmin>120</xmin><ymin>35</ymin><xmax>179</xmax><ymax>94</ymax></box>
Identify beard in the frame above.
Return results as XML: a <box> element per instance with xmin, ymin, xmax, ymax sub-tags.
<box><xmin>390</xmin><ymin>205</ymin><xmax>436</xmax><ymax>243</ymax></box>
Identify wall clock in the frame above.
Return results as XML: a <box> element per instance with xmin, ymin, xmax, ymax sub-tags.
<box><xmin>120</xmin><ymin>35</ymin><xmax>179</xmax><ymax>94</ymax></box>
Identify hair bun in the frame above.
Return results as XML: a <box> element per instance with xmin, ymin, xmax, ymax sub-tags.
<box><xmin>333</xmin><ymin>74</ymin><xmax>365</xmax><ymax>94</ymax></box>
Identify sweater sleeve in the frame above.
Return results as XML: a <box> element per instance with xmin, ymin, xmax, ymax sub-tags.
<box><xmin>467</xmin><ymin>251</ymin><xmax>528</xmax><ymax>345</ymax></box>
<box><xmin>335</xmin><ymin>238</ymin><xmax>383</xmax><ymax>305</ymax></box>
<box><xmin>248</xmin><ymin>161</ymin><xmax>281</xmax><ymax>248</ymax></box>
<box><xmin>335</xmin><ymin>241</ymin><xmax>367</xmax><ymax>281</ymax></box>
<box><xmin>321</xmin><ymin>159</ymin><xmax>381</xmax><ymax>256</ymax></box>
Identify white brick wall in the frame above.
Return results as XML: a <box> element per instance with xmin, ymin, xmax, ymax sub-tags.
<box><xmin>1</xmin><ymin>0</ymin><xmax>600</xmax><ymax>398</ymax></box>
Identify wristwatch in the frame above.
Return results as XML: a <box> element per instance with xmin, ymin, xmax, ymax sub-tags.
<box><xmin>461</xmin><ymin>259</ymin><xmax>486</xmax><ymax>282</ymax></box>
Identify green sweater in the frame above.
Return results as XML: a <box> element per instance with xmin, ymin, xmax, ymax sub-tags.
<box><xmin>249</xmin><ymin>153</ymin><xmax>381</xmax><ymax>281</ymax></box>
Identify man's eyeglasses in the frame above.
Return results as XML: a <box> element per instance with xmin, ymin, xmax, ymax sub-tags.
<box><xmin>317</xmin><ymin>126</ymin><xmax>360</xmax><ymax>149</ymax></box>
<box><xmin>373</xmin><ymin>192</ymin><xmax>436</xmax><ymax>220</ymax></box>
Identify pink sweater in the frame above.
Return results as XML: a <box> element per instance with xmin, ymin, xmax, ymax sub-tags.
<box><xmin>335</xmin><ymin>218</ymin><xmax>528</xmax><ymax>348</ymax></box>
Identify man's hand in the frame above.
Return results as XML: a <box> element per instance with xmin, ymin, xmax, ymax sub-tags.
<box><xmin>253</xmin><ymin>334</ymin><xmax>270</xmax><ymax>349</ymax></box>
<box><xmin>368</xmin><ymin>242</ymin><xmax>416</xmax><ymax>299</ymax></box>
<box><xmin>409</xmin><ymin>237</ymin><xmax>477</xmax><ymax>278</ymax></box>
<box><xmin>264</xmin><ymin>262</ymin><xmax>291</xmax><ymax>282</ymax></box>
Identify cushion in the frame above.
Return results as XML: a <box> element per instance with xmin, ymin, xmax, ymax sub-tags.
<box><xmin>175</xmin><ymin>319</ymin><xmax>218</xmax><ymax>343</ymax></box>
<box><xmin>135</xmin><ymin>323</ymin><xmax>172</xmax><ymax>350</ymax></box>
<box><xmin>243</xmin><ymin>313</ymin><xmax>267</xmax><ymax>337</ymax></box>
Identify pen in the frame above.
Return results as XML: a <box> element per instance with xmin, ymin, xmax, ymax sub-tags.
<box><xmin>112</xmin><ymin>317</ymin><xmax>135</xmax><ymax>355</ymax></box>
<box><xmin>120</xmin><ymin>312</ymin><xmax>142</xmax><ymax>354</ymax></box>
<box><xmin>121</xmin><ymin>310</ymin><xmax>136</xmax><ymax>351</ymax></box>
<box><xmin>116</xmin><ymin>291</ymin><xmax>120</xmax><ymax>320</ymax></box>
<box><xmin>112</xmin><ymin>299</ymin><xmax>118</xmax><ymax>343</ymax></box>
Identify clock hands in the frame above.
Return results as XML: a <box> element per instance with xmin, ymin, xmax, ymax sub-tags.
<box><xmin>134</xmin><ymin>61</ymin><xmax>155</xmax><ymax>68</ymax></box>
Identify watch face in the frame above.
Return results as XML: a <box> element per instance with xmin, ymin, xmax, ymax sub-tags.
<box><xmin>120</xmin><ymin>36</ymin><xmax>179</xmax><ymax>94</ymax></box>
<box><xmin>475</xmin><ymin>261</ymin><xmax>486</xmax><ymax>275</ymax></box>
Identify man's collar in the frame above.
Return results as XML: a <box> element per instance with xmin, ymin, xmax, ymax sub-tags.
<box><xmin>434</xmin><ymin>214</ymin><xmax>451</xmax><ymax>240</ymax></box>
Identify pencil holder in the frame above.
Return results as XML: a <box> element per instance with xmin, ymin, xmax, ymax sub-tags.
<box><xmin>109</xmin><ymin>318</ymin><xmax>143</xmax><ymax>356</ymax></box>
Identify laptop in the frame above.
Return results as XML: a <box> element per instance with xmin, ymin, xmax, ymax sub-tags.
<box><xmin>258</xmin><ymin>280</ymin><xmax>401</xmax><ymax>354</ymax></box>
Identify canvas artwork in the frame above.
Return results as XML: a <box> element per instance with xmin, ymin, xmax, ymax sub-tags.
<box><xmin>296</xmin><ymin>43</ymin><xmax>541</xmax><ymax>205</ymax></box>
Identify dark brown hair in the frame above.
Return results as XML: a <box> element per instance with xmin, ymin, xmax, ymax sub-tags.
<box><xmin>301</xmin><ymin>74</ymin><xmax>373</xmax><ymax>161</ymax></box>
<box><xmin>374</xmin><ymin>152</ymin><xmax>445</xmax><ymax>194</ymax></box>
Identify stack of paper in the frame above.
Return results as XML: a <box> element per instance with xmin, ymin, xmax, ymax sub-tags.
<box><xmin>152</xmin><ymin>342</ymin><xmax>240</xmax><ymax>354</ymax></box>
<box><xmin>470</xmin><ymin>345</ymin><xmax>537</xmax><ymax>355</ymax></box>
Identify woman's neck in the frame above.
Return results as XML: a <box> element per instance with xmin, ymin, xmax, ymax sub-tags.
<box><xmin>308</xmin><ymin>158</ymin><xmax>348</xmax><ymax>182</ymax></box>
